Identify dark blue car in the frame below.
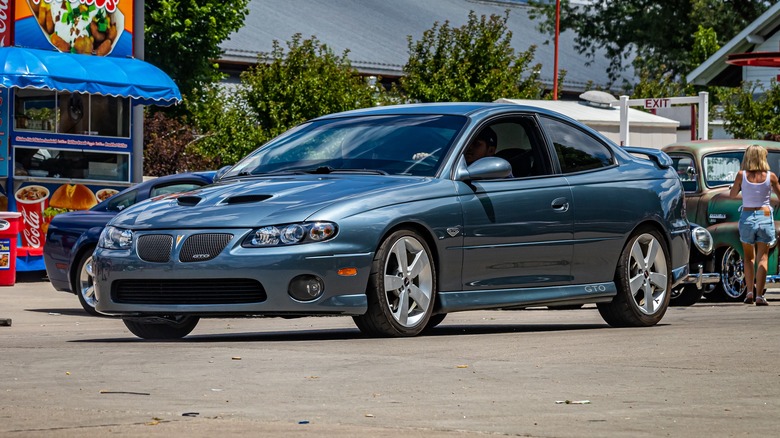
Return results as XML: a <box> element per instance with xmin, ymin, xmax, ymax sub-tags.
<box><xmin>43</xmin><ymin>172</ymin><xmax>215</xmax><ymax>315</ymax></box>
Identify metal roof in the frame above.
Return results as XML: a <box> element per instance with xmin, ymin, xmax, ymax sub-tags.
<box><xmin>220</xmin><ymin>0</ymin><xmax>633</xmax><ymax>93</ymax></box>
<box><xmin>686</xmin><ymin>2</ymin><xmax>780</xmax><ymax>86</ymax></box>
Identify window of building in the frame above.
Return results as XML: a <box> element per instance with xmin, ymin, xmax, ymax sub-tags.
<box><xmin>14</xmin><ymin>89</ymin><xmax>130</xmax><ymax>138</ymax></box>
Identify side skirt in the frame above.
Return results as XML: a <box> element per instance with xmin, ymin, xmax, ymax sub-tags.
<box><xmin>437</xmin><ymin>282</ymin><xmax>616</xmax><ymax>313</ymax></box>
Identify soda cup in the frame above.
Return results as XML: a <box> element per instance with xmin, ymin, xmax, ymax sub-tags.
<box><xmin>14</xmin><ymin>185</ymin><xmax>50</xmax><ymax>248</ymax></box>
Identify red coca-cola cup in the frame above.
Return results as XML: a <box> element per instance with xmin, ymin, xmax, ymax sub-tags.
<box><xmin>14</xmin><ymin>185</ymin><xmax>50</xmax><ymax>249</ymax></box>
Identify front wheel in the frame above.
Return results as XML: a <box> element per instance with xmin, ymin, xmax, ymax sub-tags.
<box><xmin>670</xmin><ymin>285</ymin><xmax>703</xmax><ymax>307</ymax></box>
<box><xmin>711</xmin><ymin>246</ymin><xmax>746</xmax><ymax>301</ymax></box>
<box><xmin>73</xmin><ymin>249</ymin><xmax>100</xmax><ymax>316</ymax></box>
<box><xmin>122</xmin><ymin>316</ymin><xmax>199</xmax><ymax>340</ymax></box>
<box><xmin>598</xmin><ymin>229</ymin><xmax>670</xmax><ymax>327</ymax></box>
<box><xmin>353</xmin><ymin>230</ymin><xmax>436</xmax><ymax>337</ymax></box>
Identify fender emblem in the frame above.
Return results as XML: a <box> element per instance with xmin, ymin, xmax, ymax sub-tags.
<box><xmin>446</xmin><ymin>227</ymin><xmax>460</xmax><ymax>237</ymax></box>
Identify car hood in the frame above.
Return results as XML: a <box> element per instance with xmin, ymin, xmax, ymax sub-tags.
<box><xmin>109</xmin><ymin>175</ymin><xmax>437</xmax><ymax>229</ymax></box>
<box><xmin>49</xmin><ymin>209</ymin><xmax>117</xmax><ymax>231</ymax></box>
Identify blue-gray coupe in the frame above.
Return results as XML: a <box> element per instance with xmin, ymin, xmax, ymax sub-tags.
<box><xmin>93</xmin><ymin>103</ymin><xmax>690</xmax><ymax>339</ymax></box>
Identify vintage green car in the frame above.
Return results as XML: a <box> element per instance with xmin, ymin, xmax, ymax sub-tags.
<box><xmin>663</xmin><ymin>139</ymin><xmax>780</xmax><ymax>301</ymax></box>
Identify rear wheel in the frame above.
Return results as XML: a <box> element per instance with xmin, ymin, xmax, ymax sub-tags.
<box><xmin>353</xmin><ymin>230</ymin><xmax>436</xmax><ymax>337</ymax></box>
<box><xmin>598</xmin><ymin>229</ymin><xmax>670</xmax><ymax>327</ymax></box>
<box><xmin>72</xmin><ymin>248</ymin><xmax>99</xmax><ymax>316</ymax></box>
<box><xmin>122</xmin><ymin>316</ymin><xmax>199</xmax><ymax>340</ymax></box>
<box><xmin>670</xmin><ymin>285</ymin><xmax>703</xmax><ymax>307</ymax></box>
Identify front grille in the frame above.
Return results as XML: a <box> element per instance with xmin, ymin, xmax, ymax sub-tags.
<box><xmin>112</xmin><ymin>278</ymin><xmax>267</xmax><ymax>304</ymax></box>
<box><xmin>179</xmin><ymin>233</ymin><xmax>233</xmax><ymax>262</ymax></box>
<box><xmin>137</xmin><ymin>235</ymin><xmax>173</xmax><ymax>263</ymax></box>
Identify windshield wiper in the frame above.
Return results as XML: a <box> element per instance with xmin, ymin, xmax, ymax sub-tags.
<box><xmin>302</xmin><ymin>166</ymin><xmax>388</xmax><ymax>175</ymax></box>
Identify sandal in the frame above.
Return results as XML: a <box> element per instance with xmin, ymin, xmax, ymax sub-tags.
<box><xmin>756</xmin><ymin>296</ymin><xmax>769</xmax><ymax>306</ymax></box>
<box><xmin>744</xmin><ymin>292</ymin><xmax>755</xmax><ymax>304</ymax></box>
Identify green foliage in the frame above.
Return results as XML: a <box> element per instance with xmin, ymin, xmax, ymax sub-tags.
<box><xmin>627</xmin><ymin>62</ymin><xmax>693</xmax><ymax>98</ymax></box>
<box><xmin>401</xmin><ymin>11</ymin><xmax>546</xmax><ymax>102</ymax></box>
<box><xmin>715</xmin><ymin>79</ymin><xmax>780</xmax><ymax>139</ymax></box>
<box><xmin>143</xmin><ymin>111</ymin><xmax>222</xmax><ymax>176</ymax></box>
<box><xmin>145</xmin><ymin>0</ymin><xmax>250</xmax><ymax>99</ymax></box>
<box><xmin>186</xmin><ymin>35</ymin><xmax>386</xmax><ymax>163</ymax></box>
<box><xmin>528</xmin><ymin>0</ymin><xmax>769</xmax><ymax>85</ymax></box>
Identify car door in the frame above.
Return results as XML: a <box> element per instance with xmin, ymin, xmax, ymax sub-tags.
<box><xmin>538</xmin><ymin>115</ymin><xmax>646</xmax><ymax>285</ymax></box>
<box><xmin>460</xmin><ymin>116</ymin><xmax>574</xmax><ymax>289</ymax></box>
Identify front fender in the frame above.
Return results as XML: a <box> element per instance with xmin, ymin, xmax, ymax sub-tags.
<box><xmin>707</xmin><ymin>221</ymin><xmax>780</xmax><ymax>275</ymax></box>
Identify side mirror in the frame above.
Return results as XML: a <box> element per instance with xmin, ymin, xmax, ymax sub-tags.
<box><xmin>686</xmin><ymin>166</ymin><xmax>697</xmax><ymax>179</ymax></box>
<box><xmin>214</xmin><ymin>165</ymin><xmax>232</xmax><ymax>182</ymax></box>
<box><xmin>456</xmin><ymin>157</ymin><xmax>512</xmax><ymax>181</ymax></box>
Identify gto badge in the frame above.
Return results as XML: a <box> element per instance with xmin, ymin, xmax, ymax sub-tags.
<box><xmin>446</xmin><ymin>227</ymin><xmax>460</xmax><ymax>237</ymax></box>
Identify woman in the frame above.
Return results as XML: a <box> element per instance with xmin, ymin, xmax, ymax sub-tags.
<box><xmin>730</xmin><ymin>144</ymin><xmax>780</xmax><ymax>305</ymax></box>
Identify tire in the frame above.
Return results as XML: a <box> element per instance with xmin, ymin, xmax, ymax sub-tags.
<box><xmin>353</xmin><ymin>230</ymin><xmax>436</xmax><ymax>337</ymax></box>
<box><xmin>597</xmin><ymin>229</ymin><xmax>671</xmax><ymax>327</ymax></box>
<box><xmin>72</xmin><ymin>248</ymin><xmax>100</xmax><ymax>316</ymax></box>
<box><xmin>424</xmin><ymin>313</ymin><xmax>447</xmax><ymax>331</ymax></box>
<box><xmin>711</xmin><ymin>246</ymin><xmax>746</xmax><ymax>301</ymax></box>
<box><xmin>669</xmin><ymin>285</ymin><xmax>703</xmax><ymax>307</ymax></box>
<box><xmin>122</xmin><ymin>316</ymin><xmax>199</xmax><ymax>340</ymax></box>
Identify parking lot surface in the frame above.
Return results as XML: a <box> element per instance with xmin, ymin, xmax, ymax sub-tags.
<box><xmin>2</xmin><ymin>272</ymin><xmax>779</xmax><ymax>437</ymax></box>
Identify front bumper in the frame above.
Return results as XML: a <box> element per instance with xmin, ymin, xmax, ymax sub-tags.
<box><xmin>678</xmin><ymin>263</ymin><xmax>720</xmax><ymax>289</ymax></box>
<box><xmin>93</xmin><ymin>228</ymin><xmax>375</xmax><ymax>317</ymax></box>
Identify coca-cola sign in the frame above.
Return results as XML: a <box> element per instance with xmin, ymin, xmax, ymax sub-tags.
<box><xmin>14</xmin><ymin>185</ymin><xmax>50</xmax><ymax>249</ymax></box>
<box><xmin>0</xmin><ymin>0</ymin><xmax>11</xmax><ymax>47</ymax></box>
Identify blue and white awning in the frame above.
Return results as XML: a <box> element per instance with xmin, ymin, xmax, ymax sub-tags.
<box><xmin>0</xmin><ymin>47</ymin><xmax>181</xmax><ymax>106</ymax></box>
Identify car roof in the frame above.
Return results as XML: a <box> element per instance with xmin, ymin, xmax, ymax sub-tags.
<box><xmin>314</xmin><ymin>102</ymin><xmax>576</xmax><ymax>121</ymax></box>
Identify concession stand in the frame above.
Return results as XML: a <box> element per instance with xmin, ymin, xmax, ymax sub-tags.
<box><xmin>0</xmin><ymin>0</ymin><xmax>181</xmax><ymax>272</ymax></box>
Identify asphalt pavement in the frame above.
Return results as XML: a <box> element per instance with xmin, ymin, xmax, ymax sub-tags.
<box><xmin>2</xmin><ymin>271</ymin><xmax>780</xmax><ymax>437</ymax></box>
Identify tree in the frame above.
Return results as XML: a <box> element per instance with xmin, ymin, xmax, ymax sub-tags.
<box><xmin>528</xmin><ymin>0</ymin><xmax>770</xmax><ymax>85</ymax></box>
<box><xmin>143</xmin><ymin>111</ymin><xmax>222</xmax><ymax>176</ymax></box>
<box><xmin>401</xmin><ymin>11</ymin><xmax>549</xmax><ymax>102</ymax></box>
<box><xmin>144</xmin><ymin>0</ymin><xmax>250</xmax><ymax>99</ymax></box>
<box><xmin>715</xmin><ymin>79</ymin><xmax>780</xmax><ymax>139</ymax></box>
<box><xmin>187</xmin><ymin>34</ymin><xmax>387</xmax><ymax>163</ymax></box>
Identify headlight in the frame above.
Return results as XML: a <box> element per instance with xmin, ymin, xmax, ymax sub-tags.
<box><xmin>691</xmin><ymin>226</ymin><xmax>713</xmax><ymax>255</ymax></box>
<box><xmin>99</xmin><ymin>226</ymin><xmax>133</xmax><ymax>250</ymax></box>
<box><xmin>242</xmin><ymin>222</ymin><xmax>337</xmax><ymax>247</ymax></box>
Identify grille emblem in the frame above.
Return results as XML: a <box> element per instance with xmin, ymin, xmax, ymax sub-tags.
<box><xmin>192</xmin><ymin>254</ymin><xmax>211</xmax><ymax>259</ymax></box>
<box><xmin>175</xmin><ymin>234</ymin><xmax>185</xmax><ymax>248</ymax></box>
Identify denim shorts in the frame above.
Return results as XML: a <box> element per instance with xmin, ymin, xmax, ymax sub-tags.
<box><xmin>739</xmin><ymin>208</ymin><xmax>776</xmax><ymax>245</ymax></box>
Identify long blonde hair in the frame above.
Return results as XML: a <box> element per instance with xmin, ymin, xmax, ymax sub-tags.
<box><xmin>742</xmin><ymin>144</ymin><xmax>771</xmax><ymax>172</ymax></box>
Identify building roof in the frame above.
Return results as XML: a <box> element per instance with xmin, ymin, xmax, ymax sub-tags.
<box><xmin>219</xmin><ymin>0</ymin><xmax>632</xmax><ymax>93</ymax></box>
<box><xmin>495</xmin><ymin>98</ymin><xmax>679</xmax><ymax>128</ymax></box>
<box><xmin>686</xmin><ymin>2</ymin><xmax>780</xmax><ymax>86</ymax></box>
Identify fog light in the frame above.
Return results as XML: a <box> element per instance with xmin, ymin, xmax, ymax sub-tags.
<box><xmin>288</xmin><ymin>275</ymin><xmax>325</xmax><ymax>301</ymax></box>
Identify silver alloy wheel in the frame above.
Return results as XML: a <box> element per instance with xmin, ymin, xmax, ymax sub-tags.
<box><xmin>627</xmin><ymin>233</ymin><xmax>668</xmax><ymax>315</ymax></box>
<box><xmin>720</xmin><ymin>246</ymin><xmax>745</xmax><ymax>299</ymax></box>
<box><xmin>382</xmin><ymin>236</ymin><xmax>434</xmax><ymax>328</ymax></box>
<box><xmin>79</xmin><ymin>254</ymin><xmax>96</xmax><ymax>309</ymax></box>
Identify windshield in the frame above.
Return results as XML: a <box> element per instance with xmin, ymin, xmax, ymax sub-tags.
<box><xmin>223</xmin><ymin>114</ymin><xmax>467</xmax><ymax>178</ymax></box>
<box><xmin>704</xmin><ymin>151</ymin><xmax>780</xmax><ymax>188</ymax></box>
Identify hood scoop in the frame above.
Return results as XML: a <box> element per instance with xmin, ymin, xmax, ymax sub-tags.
<box><xmin>222</xmin><ymin>194</ymin><xmax>273</xmax><ymax>205</ymax></box>
<box><xmin>177</xmin><ymin>196</ymin><xmax>203</xmax><ymax>206</ymax></box>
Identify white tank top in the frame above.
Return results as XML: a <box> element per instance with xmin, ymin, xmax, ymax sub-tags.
<box><xmin>742</xmin><ymin>171</ymin><xmax>771</xmax><ymax>208</ymax></box>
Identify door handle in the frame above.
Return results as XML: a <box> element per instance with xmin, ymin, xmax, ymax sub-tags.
<box><xmin>551</xmin><ymin>197</ymin><xmax>569</xmax><ymax>212</ymax></box>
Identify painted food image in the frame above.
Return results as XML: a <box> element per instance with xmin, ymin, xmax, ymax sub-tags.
<box><xmin>28</xmin><ymin>0</ymin><xmax>124</xmax><ymax>56</ymax></box>
<box><xmin>96</xmin><ymin>188</ymin><xmax>119</xmax><ymax>202</ymax></box>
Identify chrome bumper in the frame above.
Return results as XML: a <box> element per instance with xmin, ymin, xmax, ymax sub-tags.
<box><xmin>679</xmin><ymin>264</ymin><xmax>720</xmax><ymax>289</ymax></box>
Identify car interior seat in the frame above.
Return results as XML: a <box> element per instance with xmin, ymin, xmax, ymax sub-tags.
<box><xmin>495</xmin><ymin>148</ymin><xmax>534</xmax><ymax>177</ymax></box>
